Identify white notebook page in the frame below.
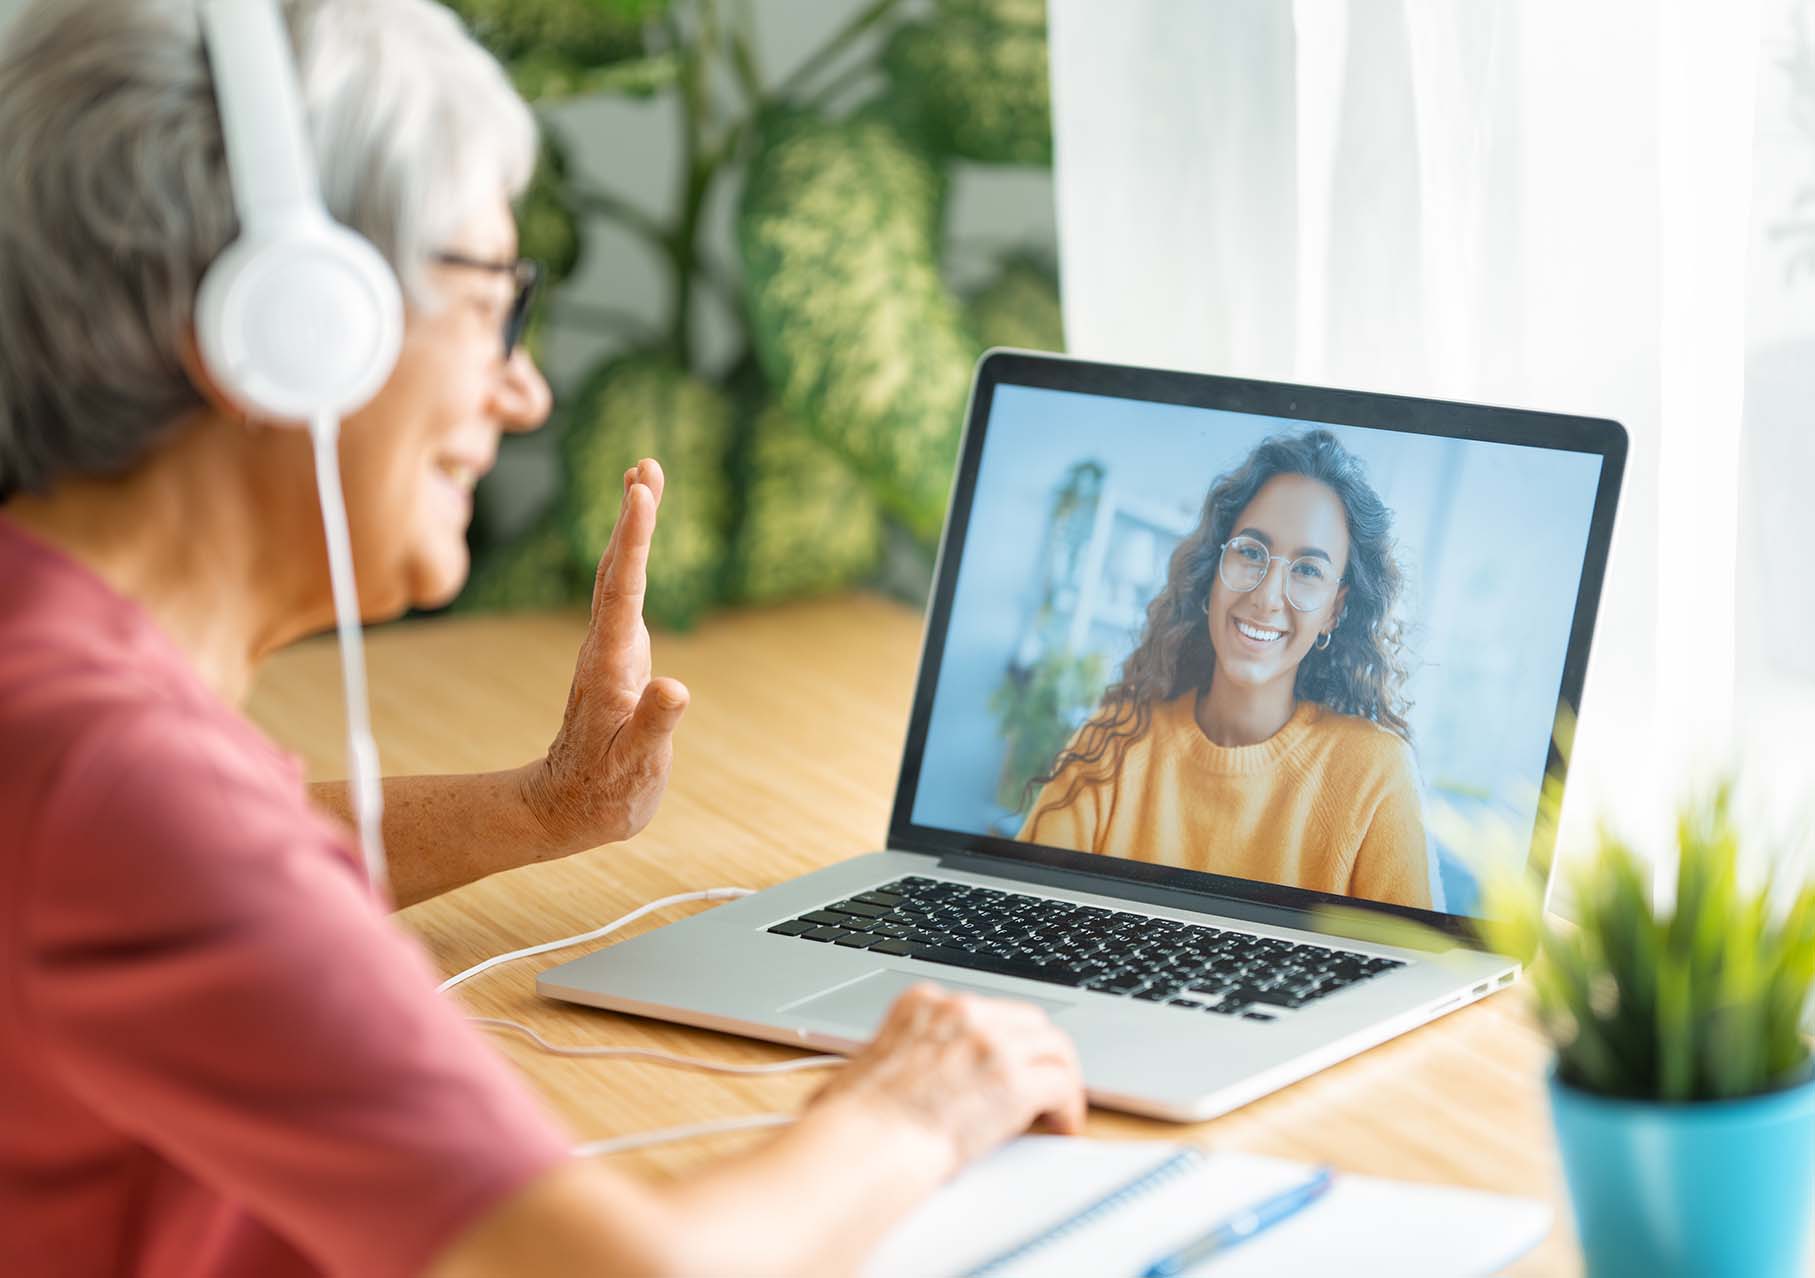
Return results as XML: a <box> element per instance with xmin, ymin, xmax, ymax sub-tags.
<box><xmin>862</xmin><ymin>1137</ymin><xmax>1550</xmax><ymax>1278</ymax></box>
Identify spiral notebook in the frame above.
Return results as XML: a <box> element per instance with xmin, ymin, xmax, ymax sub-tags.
<box><xmin>861</xmin><ymin>1137</ymin><xmax>1550</xmax><ymax>1278</ymax></box>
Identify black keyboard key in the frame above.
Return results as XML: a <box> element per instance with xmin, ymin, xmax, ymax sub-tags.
<box><xmin>910</xmin><ymin>946</ymin><xmax>1090</xmax><ymax>989</ymax></box>
<box><xmin>869</xmin><ymin>939</ymin><xmax>918</xmax><ymax>957</ymax></box>
<box><xmin>800</xmin><ymin>910</ymin><xmax>851</xmax><ymax>928</ymax></box>
<box><xmin>871</xmin><ymin>921</ymin><xmax>913</xmax><ymax>938</ymax></box>
<box><xmin>834</xmin><ymin>932</ymin><xmax>879</xmax><ymax>949</ymax></box>
<box><xmin>1243</xmin><ymin>1010</ymin><xmax>1279</xmax><ymax>1022</ymax></box>
<box><xmin>855</xmin><ymin>891</ymin><xmax>905</xmax><ymax>907</ymax></box>
<box><xmin>767</xmin><ymin>920</ymin><xmax>816</xmax><ymax>936</ymax></box>
<box><xmin>802</xmin><ymin>926</ymin><xmax>856</xmax><ymax>942</ymax></box>
<box><xmin>831</xmin><ymin>901</ymin><xmax>892</xmax><ymax>919</ymax></box>
<box><xmin>1133</xmin><ymin>988</ymin><xmax>1172</xmax><ymax>1001</ymax></box>
<box><xmin>1231</xmin><ymin>985</ymin><xmax>1317</xmax><ymax>1009</ymax></box>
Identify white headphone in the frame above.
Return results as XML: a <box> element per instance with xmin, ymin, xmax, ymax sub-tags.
<box><xmin>196</xmin><ymin>0</ymin><xmax>401</xmax><ymax>421</ymax></box>
<box><xmin>198</xmin><ymin>0</ymin><xmax>399</xmax><ymax>895</ymax></box>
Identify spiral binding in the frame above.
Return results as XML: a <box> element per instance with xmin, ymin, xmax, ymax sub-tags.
<box><xmin>960</xmin><ymin>1147</ymin><xmax>1208</xmax><ymax>1277</ymax></box>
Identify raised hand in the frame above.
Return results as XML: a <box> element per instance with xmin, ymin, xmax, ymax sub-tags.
<box><xmin>520</xmin><ymin>458</ymin><xmax>690</xmax><ymax>855</ymax></box>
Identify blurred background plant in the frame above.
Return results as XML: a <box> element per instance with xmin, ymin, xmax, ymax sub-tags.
<box><xmin>1343</xmin><ymin>761</ymin><xmax>1815</xmax><ymax>1104</ymax></box>
<box><xmin>988</xmin><ymin>646</ymin><xmax>1104</xmax><ymax>815</ymax></box>
<box><xmin>441</xmin><ymin>0</ymin><xmax>1066</xmax><ymax>627</ymax></box>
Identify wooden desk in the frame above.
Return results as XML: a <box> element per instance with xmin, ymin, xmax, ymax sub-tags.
<box><xmin>247</xmin><ymin>594</ymin><xmax>1575</xmax><ymax>1276</ymax></box>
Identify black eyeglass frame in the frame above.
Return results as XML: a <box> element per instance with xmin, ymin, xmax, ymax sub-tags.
<box><xmin>432</xmin><ymin>253</ymin><xmax>542</xmax><ymax>358</ymax></box>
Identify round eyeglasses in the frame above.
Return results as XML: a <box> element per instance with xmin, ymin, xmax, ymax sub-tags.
<box><xmin>1217</xmin><ymin>535</ymin><xmax>1343</xmax><ymax>612</ymax></box>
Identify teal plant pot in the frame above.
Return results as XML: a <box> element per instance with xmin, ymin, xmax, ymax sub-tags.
<box><xmin>1548</xmin><ymin>1067</ymin><xmax>1815</xmax><ymax>1277</ymax></box>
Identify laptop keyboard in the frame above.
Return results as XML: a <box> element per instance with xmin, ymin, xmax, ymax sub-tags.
<box><xmin>765</xmin><ymin>876</ymin><xmax>1407</xmax><ymax>1023</ymax></box>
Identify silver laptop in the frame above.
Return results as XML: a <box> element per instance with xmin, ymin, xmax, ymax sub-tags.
<box><xmin>540</xmin><ymin>351</ymin><xmax>1626</xmax><ymax>1122</ymax></box>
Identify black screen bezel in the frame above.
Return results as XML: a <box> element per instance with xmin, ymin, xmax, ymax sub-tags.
<box><xmin>885</xmin><ymin>350</ymin><xmax>1628</xmax><ymax>946</ymax></box>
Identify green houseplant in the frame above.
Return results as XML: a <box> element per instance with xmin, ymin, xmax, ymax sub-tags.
<box><xmin>1462</xmin><ymin>782</ymin><xmax>1815</xmax><ymax>1277</ymax></box>
<box><xmin>987</xmin><ymin>647</ymin><xmax>1104</xmax><ymax>816</ymax></box>
<box><xmin>445</xmin><ymin>0</ymin><xmax>1067</xmax><ymax>628</ymax></box>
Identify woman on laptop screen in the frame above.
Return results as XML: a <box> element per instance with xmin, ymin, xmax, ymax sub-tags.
<box><xmin>1018</xmin><ymin>430</ymin><xmax>1430</xmax><ymax>909</ymax></box>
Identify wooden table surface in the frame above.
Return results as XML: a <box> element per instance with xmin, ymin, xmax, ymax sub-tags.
<box><xmin>246</xmin><ymin>593</ymin><xmax>1576</xmax><ymax>1276</ymax></box>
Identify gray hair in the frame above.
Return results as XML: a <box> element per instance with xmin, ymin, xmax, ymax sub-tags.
<box><xmin>0</xmin><ymin>0</ymin><xmax>538</xmax><ymax>499</ymax></box>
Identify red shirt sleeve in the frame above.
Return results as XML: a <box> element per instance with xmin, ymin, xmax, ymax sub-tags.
<box><xmin>19</xmin><ymin>709</ymin><xmax>572</xmax><ymax>1278</ymax></box>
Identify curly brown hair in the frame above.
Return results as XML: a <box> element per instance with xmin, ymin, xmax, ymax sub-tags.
<box><xmin>1023</xmin><ymin>429</ymin><xmax>1412</xmax><ymax>819</ymax></box>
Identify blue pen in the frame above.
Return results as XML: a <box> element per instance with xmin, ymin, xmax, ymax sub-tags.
<box><xmin>1137</xmin><ymin>1165</ymin><xmax>1335</xmax><ymax>1277</ymax></box>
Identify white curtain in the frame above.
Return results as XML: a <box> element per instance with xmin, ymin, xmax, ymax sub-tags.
<box><xmin>1050</xmin><ymin>0</ymin><xmax>1811</xmax><ymax>870</ymax></box>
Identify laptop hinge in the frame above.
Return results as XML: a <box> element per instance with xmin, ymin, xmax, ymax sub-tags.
<box><xmin>933</xmin><ymin>851</ymin><xmax>1455</xmax><ymax>951</ymax></box>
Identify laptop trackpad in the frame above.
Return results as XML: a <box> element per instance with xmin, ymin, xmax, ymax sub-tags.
<box><xmin>784</xmin><ymin>968</ymin><xmax>1075</xmax><ymax>1035</ymax></box>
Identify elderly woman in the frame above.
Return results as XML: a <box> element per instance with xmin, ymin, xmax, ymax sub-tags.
<box><xmin>0</xmin><ymin>2</ymin><xmax>1083</xmax><ymax>1276</ymax></box>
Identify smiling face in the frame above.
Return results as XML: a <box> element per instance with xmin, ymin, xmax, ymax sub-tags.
<box><xmin>333</xmin><ymin>194</ymin><xmax>552</xmax><ymax>615</ymax></box>
<box><xmin>1205</xmin><ymin>473</ymin><xmax>1351</xmax><ymax>699</ymax></box>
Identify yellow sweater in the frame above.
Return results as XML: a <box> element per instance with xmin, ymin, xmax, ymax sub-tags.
<box><xmin>1018</xmin><ymin>693</ymin><xmax>1431</xmax><ymax>910</ymax></box>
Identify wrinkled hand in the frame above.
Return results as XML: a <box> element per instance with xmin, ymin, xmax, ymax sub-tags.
<box><xmin>520</xmin><ymin>458</ymin><xmax>689</xmax><ymax>855</ymax></box>
<box><xmin>812</xmin><ymin>983</ymin><xmax>1087</xmax><ymax>1176</ymax></box>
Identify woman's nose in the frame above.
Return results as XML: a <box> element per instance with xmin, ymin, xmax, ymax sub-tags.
<box><xmin>1255</xmin><ymin>558</ymin><xmax>1290</xmax><ymax>610</ymax></box>
<box><xmin>492</xmin><ymin>347</ymin><xmax>552</xmax><ymax>434</ymax></box>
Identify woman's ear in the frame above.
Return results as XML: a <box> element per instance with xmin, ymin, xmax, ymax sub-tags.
<box><xmin>1331</xmin><ymin>583</ymin><xmax>1350</xmax><ymax>631</ymax></box>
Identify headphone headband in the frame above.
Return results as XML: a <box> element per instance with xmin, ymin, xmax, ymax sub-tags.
<box><xmin>196</xmin><ymin>0</ymin><xmax>403</xmax><ymax>423</ymax></box>
<box><xmin>200</xmin><ymin>0</ymin><xmax>323</xmax><ymax>235</ymax></box>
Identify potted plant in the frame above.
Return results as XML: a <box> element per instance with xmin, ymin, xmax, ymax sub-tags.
<box><xmin>1470</xmin><ymin>784</ymin><xmax>1815</xmax><ymax>1277</ymax></box>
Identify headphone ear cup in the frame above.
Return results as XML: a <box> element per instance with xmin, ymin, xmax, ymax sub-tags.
<box><xmin>196</xmin><ymin>219</ymin><xmax>402</xmax><ymax>424</ymax></box>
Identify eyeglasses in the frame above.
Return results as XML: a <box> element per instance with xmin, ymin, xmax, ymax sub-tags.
<box><xmin>432</xmin><ymin>253</ymin><xmax>543</xmax><ymax>359</ymax></box>
<box><xmin>1217</xmin><ymin>535</ymin><xmax>1343</xmax><ymax>612</ymax></box>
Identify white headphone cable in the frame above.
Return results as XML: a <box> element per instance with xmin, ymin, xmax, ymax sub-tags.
<box><xmin>470</xmin><ymin>1017</ymin><xmax>843</xmax><ymax>1075</ymax></box>
<box><xmin>433</xmin><ymin>881</ymin><xmax>851</xmax><ymax>1155</ymax></box>
<box><xmin>437</xmin><ymin>887</ymin><xmax>755</xmax><ymax>993</ymax></box>
<box><xmin>310</xmin><ymin>410</ymin><xmax>389</xmax><ymax>897</ymax></box>
<box><xmin>570</xmin><ymin>1113</ymin><xmax>796</xmax><ymax>1159</ymax></box>
<box><xmin>442</xmin><ymin>888</ymin><xmax>848</xmax><ymax>1086</ymax></box>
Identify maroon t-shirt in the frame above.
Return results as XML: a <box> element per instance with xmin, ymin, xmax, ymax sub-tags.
<box><xmin>0</xmin><ymin>515</ymin><xmax>570</xmax><ymax>1277</ymax></box>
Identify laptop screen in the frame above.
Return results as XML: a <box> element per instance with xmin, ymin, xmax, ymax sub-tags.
<box><xmin>901</xmin><ymin>366</ymin><xmax>1619</xmax><ymax>925</ymax></box>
